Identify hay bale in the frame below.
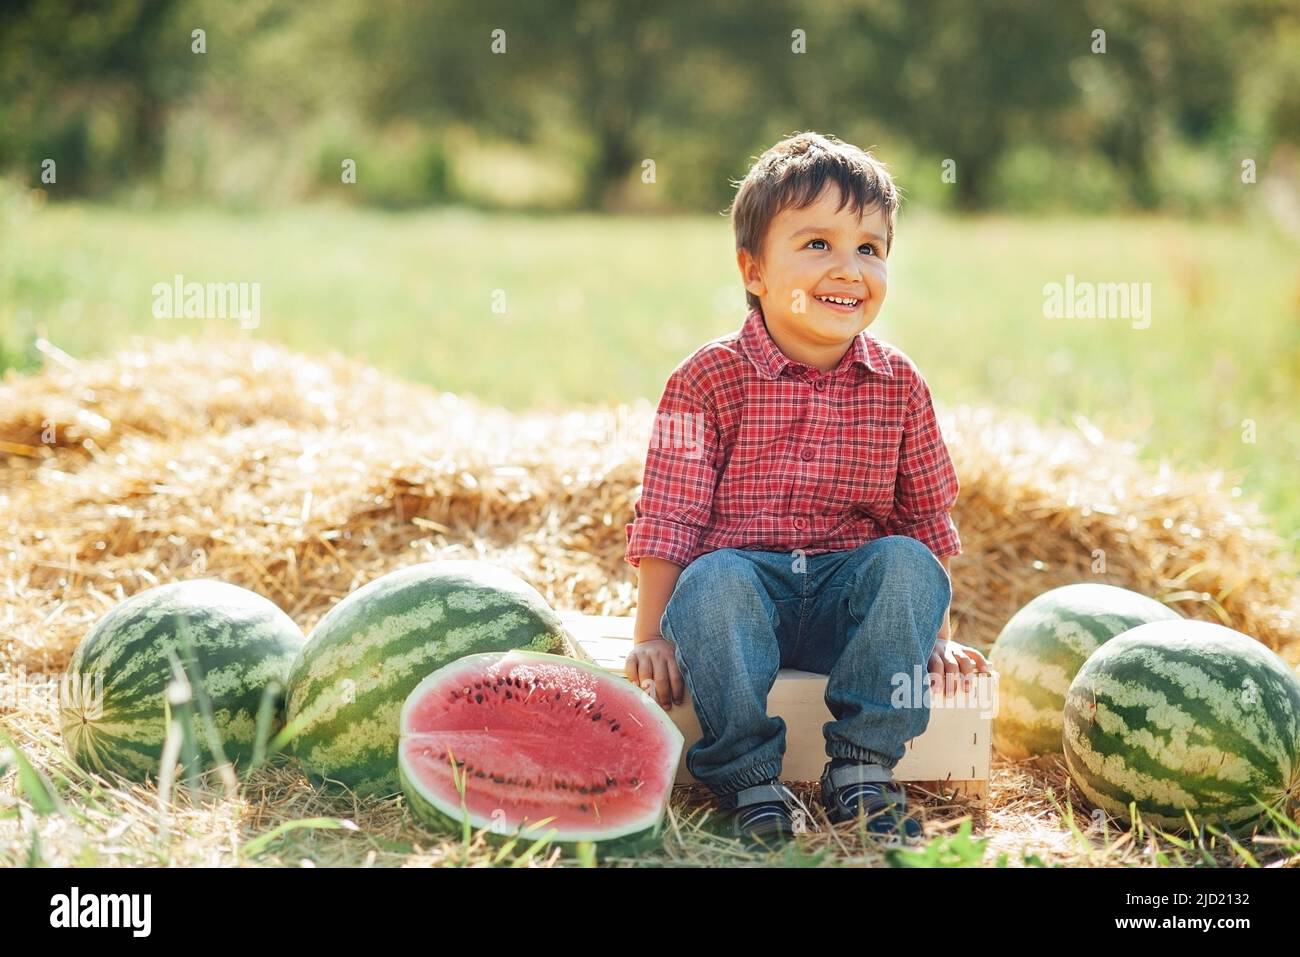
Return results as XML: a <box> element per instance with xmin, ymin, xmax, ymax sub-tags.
<box><xmin>1</xmin><ymin>335</ymin><xmax>1295</xmax><ymax>685</ymax></box>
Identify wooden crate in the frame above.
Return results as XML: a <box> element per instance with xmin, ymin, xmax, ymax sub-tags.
<box><xmin>559</xmin><ymin>612</ymin><xmax>995</xmax><ymax>800</ymax></box>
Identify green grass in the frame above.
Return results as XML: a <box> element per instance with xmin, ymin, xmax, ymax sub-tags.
<box><xmin>3</xmin><ymin>197</ymin><xmax>1297</xmax><ymax>552</ymax></box>
<box><xmin>6</xmin><ymin>715</ymin><xmax>1297</xmax><ymax>867</ymax></box>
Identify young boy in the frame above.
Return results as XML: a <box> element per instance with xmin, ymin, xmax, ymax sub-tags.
<box><xmin>623</xmin><ymin>131</ymin><xmax>990</xmax><ymax>847</ymax></box>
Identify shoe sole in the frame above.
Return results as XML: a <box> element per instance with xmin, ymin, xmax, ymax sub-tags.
<box><xmin>820</xmin><ymin>784</ymin><xmax>921</xmax><ymax>838</ymax></box>
<box><xmin>740</xmin><ymin>827</ymin><xmax>795</xmax><ymax>849</ymax></box>
<box><xmin>732</xmin><ymin>809</ymin><xmax>797</xmax><ymax>846</ymax></box>
<box><xmin>825</xmin><ymin>806</ymin><xmax>922</xmax><ymax>840</ymax></box>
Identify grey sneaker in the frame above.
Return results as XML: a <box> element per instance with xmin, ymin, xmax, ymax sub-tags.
<box><xmin>819</xmin><ymin>761</ymin><xmax>923</xmax><ymax>842</ymax></box>
<box><xmin>728</xmin><ymin>780</ymin><xmax>818</xmax><ymax>848</ymax></box>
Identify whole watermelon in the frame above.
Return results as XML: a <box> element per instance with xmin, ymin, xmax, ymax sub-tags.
<box><xmin>60</xmin><ymin>580</ymin><xmax>305</xmax><ymax>780</ymax></box>
<box><xmin>990</xmin><ymin>583</ymin><xmax>1180</xmax><ymax>759</ymax></box>
<box><xmin>285</xmin><ymin>560</ymin><xmax>587</xmax><ymax>797</ymax></box>
<box><xmin>1063</xmin><ymin>619</ymin><xmax>1300</xmax><ymax>829</ymax></box>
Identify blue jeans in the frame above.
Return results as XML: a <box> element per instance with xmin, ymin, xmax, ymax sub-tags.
<box><xmin>659</xmin><ymin>535</ymin><xmax>951</xmax><ymax>804</ymax></box>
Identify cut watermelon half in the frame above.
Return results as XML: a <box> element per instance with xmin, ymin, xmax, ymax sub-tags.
<box><xmin>398</xmin><ymin>650</ymin><xmax>684</xmax><ymax>843</ymax></box>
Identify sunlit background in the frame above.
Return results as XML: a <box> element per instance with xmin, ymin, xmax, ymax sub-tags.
<box><xmin>2</xmin><ymin>0</ymin><xmax>1298</xmax><ymax>550</ymax></box>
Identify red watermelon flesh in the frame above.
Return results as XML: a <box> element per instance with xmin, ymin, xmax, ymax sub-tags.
<box><xmin>398</xmin><ymin>650</ymin><xmax>684</xmax><ymax>842</ymax></box>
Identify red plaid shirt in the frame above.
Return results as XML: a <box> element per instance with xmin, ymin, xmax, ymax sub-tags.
<box><xmin>624</xmin><ymin>306</ymin><xmax>960</xmax><ymax>569</ymax></box>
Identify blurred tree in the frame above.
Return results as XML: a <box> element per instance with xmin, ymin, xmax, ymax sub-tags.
<box><xmin>1079</xmin><ymin>0</ymin><xmax>1247</xmax><ymax>207</ymax></box>
<box><xmin>344</xmin><ymin>0</ymin><xmax>800</xmax><ymax>210</ymax></box>
<box><xmin>1</xmin><ymin>0</ymin><xmax>1297</xmax><ymax>211</ymax></box>
<box><xmin>0</xmin><ymin>0</ymin><xmax>196</xmax><ymax>193</ymax></box>
<box><xmin>844</xmin><ymin>0</ymin><xmax>1092</xmax><ymax>210</ymax></box>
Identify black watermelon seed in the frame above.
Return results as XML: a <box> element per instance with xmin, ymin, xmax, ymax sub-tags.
<box><xmin>630</xmin><ymin>777</ymin><xmax>639</xmax><ymax>785</ymax></box>
<box><xmin>554</xmin><ymin>691</ymin><xmax>561</xmax><ymax>700</ymax></box>
<box><xmin>579</xmin><ymin>804</ymin><xmax>588</xmax><ymax>812</ymax></box>
<box><xmin>497</xmin><ymin>676</ymin><xmax>504</xmax><ymax>685</ymax></box>
<box><xmin>505</xmin><ymin>690</ymin><xmax>512</xmax><ymax>699</ymax></box>
<box><xmin>475</xmin><ymin>771</ymin><xmax>486</xmax><ymax>778</ymax></box>
<box><xmin>611</xmin><ymin>724</ymin><xmax>620</xmax><ymax>732</ymax></box>
<box><xmin>592</xmin><ymin>713</ymin><xmax>601</xmax><ymax>721</ymax></box>
<box><xmin>578</xmin><ymin>786</ymin><xmax>589</xmax><ymax>794</ymax></box>
<box><xmin>475</xmin><ymin>682</ymin><xmax>482</xmax><ymax>689</ymax></box>
<box><xmin>475</xmin><ymin>693</ymin><xmax>483</xmax><ymax>703</ymax></box>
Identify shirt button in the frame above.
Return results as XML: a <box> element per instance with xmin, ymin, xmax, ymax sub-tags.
<box><xmin>814</xmin><ymin>379</ymin><xmax>826</xmax><ymax>392</ymax></box>
<box><xmin>800</xmin><ymin>447</ymin><xmax>815</xmax><ymax>461</ymax></box>
<box><xmin>794</xmin><ymin>517</ymin><xmax>807</xmax><ymax>530</ymax></box>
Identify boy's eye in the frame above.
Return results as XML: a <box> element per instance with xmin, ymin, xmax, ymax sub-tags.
<box><xmin>806</xmin><ymin>238</ymin><xmax>879</xmax><ymax>256</ymax></box>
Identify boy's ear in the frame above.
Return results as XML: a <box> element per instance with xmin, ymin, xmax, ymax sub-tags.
<box><xmin>736</xmin><ymin>247</ymin><xmax>766</xmax><ymax>299</ymax></box>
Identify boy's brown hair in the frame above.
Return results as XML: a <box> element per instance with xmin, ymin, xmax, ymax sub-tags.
<box><xmin>728</xmin><ymin>131</ymin><xmax>901</xmax><ymax>312</ymax></box>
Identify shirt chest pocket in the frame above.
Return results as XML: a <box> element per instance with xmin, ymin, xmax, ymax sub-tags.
<box><xmin>823</xmin><ymin>422</ymin><xmax>904</xmax><ymax>513</ymax></box>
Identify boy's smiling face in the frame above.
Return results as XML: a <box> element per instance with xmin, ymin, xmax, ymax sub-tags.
<box><xmin>737</xmin><ymin>184</ymin><xmax>890</xmax><ymax>373</ymax></box>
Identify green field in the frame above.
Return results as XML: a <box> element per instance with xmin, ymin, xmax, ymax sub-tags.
<box><xmin>3</xmin><ymin>199</ymin><xmax>1298</xmax><ymax>553</ymax></box>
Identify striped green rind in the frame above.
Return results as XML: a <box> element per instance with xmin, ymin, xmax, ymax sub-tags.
<box><xmin>285</xmin><ymin>560</ymin><xmax>589</xmax><ymax>797</ymax></box>
<box><xmin>59</xmin><ymin>580</ymin><xmax>305</xmax><ymax>781</ymax></box>
<box><xmin>399</xmin><ymin>650</ymin><xmax>682</xmax><ymax>846</ymax></box>
<box><xmin>399</xmin><ymin>759</ymin><xmax>452</xmax><ymax>835</ymax></box>
<box><xmin>1063</xmin><ymin>620</ymin><xmax>1300</xmax><ymax>830</ymax></box>
<box><xmin>990</xmin><ymin>584</ymin><xmax>1180</xmax><ymax>759</ymax></box>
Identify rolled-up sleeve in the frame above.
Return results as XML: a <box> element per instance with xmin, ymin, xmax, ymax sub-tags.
<box><xmin>887</xmin><ymin>374</ymin><xmax>961</xmax><ymax>558</ymax></box>
<box><xmin>624</xmin><ymin>367</ymin><xmax>720</xmax><ymax>569</ymax></box>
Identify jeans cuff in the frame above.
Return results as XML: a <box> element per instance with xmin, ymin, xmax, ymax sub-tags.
<box><xmin>826</xmin><ymin>742</ymin><xmax>899</xmax><ymax>770</ymax></box>
<box><xmin>711</xmin><ymin>762</ymin><xmax>786</xmax><ymax>808</ymax></box>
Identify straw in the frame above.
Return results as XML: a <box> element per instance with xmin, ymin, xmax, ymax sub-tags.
<box><xmin>2</xmin><ymin>334</ymin><xmax>1296</xmax><ymax>866</ymax></box>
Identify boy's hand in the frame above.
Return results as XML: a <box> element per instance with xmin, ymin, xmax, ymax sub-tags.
<box><xmin>625</xmin><ymin>636</ymin><xmax>685</xmax><ymax>710</ymax></box>
<box><xmin>928</xmin><ymin>636</ymin><xmax>992</xmax><ymax>697</ymax></box>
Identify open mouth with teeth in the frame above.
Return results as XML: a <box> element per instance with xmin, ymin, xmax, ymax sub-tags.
<box><xmin>814</xmin><ymin>294</ymin><xmax>862</xmax><ymax>313</ymax></box>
